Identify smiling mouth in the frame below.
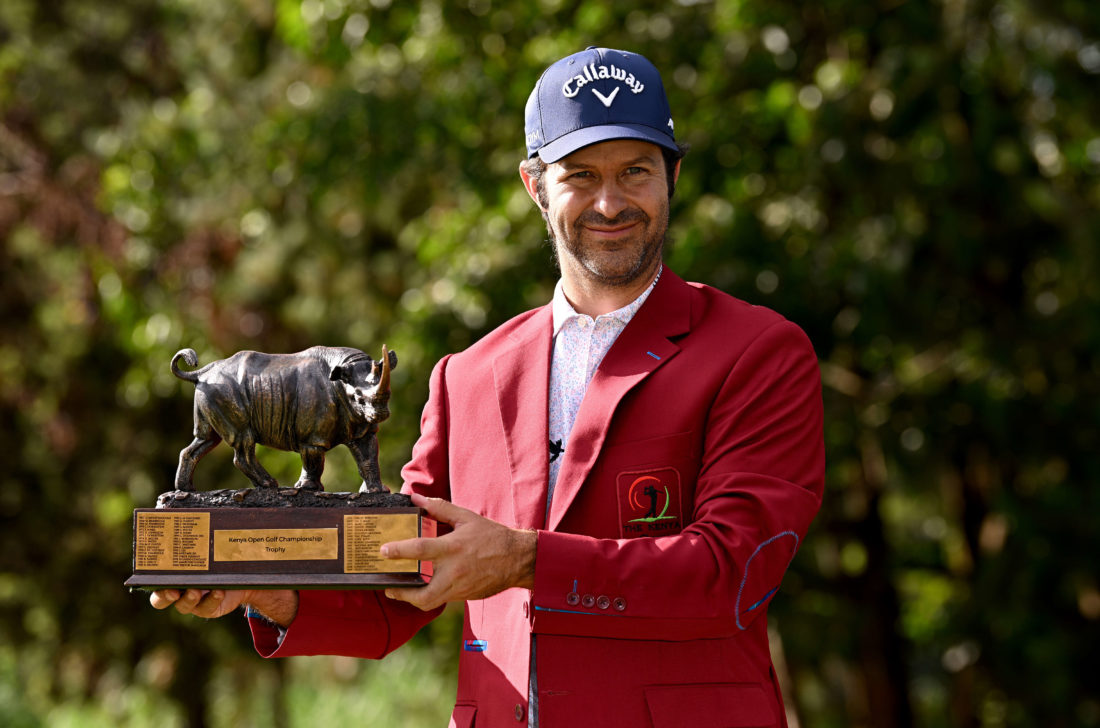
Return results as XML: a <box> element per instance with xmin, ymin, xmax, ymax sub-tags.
<box><xmin>585</xmin><ymin>222</ymin><xmax>637</xmax><ymax>235</ymax></box>
<box><xmin>578</xmin><ymin>209</ymin><xmax>646</xmax><ymax>228</ymax></box>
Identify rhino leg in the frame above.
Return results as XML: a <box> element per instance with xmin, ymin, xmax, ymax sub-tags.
<box><xmin>230</xmin><ymin>437</ymin><xmax>279</xmax><ymax>488</ymax></box>
<box><xmin>175</xmin><ymin>433</ymin><xmax>222</xmax><ymax>491</ymax></box>
<box><xmin>347</xmin><ymin>432</ymin><xmax>386</xmax><ymax>493</ymax></box>
<box><xmin>294</xmin><ymin>446</ymin><xmax>325</xmax><ymax>491</ymax></box>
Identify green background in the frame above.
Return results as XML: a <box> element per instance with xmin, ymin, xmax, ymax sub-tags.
<box><xmin>2</xmin><ymin>0</ymin><xmax>1098</xmax><ymax>726</ymax></box>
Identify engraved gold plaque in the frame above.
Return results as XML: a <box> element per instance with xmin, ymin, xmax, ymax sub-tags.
<box><xmin>135</xmin><ymin>512</ymin><xmax>210</xmax><ymax>570</ymax></box>
<box><xmin>126</xmin><ymin>506</ymin><xmax>433</xmax><ymax>590</ymax></box>
<box><xmin>214</xmin><ymin>528</ymin><xmax>339</xmax><ymax>562</ymax></box>
<box><xmin>345</xmin><ymin>513</ymin><xmax>418</xmax><ymax>573</ymax></box>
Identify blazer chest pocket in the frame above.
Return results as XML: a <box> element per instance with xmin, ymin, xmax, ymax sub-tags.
<box><xmin>606</xmin><ymin>431</ymin><xmax>696</xmax><ymax>539</ymax></box>
<box><xmin>603</xmin><ymin>430</ymin><xmax>696</xmax><ymax>471</ymax></box>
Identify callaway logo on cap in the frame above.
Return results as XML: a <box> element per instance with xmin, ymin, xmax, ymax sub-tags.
<box><xmin>524</xmin><ymin>47</ymin><xmax>677</xmax><ymax>163</ymax></box>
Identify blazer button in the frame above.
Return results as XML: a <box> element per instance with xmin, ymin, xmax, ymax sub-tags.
<box><xmin>514</xmin><ymin>703</ymin><xmax>525</xmax><ymax>721</ymax></box>
<box><xmin>566</xmin><ymin>592</ymin><xmax>580</xmax><ymax>606</ymax></box>
<box><xmin>596</xmin><ymin>595</ymin><xmax>610</xmax><ymax>610</ymax></box>
<box><xmin>613</xmin><ymin>597</ymin><xmax>627</xmax><ymax>611</ymax></box>
<box><xmin>581</xmin><ymin>594</ymin><xmax>595</xmax><ymax>608</ymax></box>
<box><xmin>523</xmin><ymin>601</ymin><xmax>529</xmax><ymax>618</ymax></box>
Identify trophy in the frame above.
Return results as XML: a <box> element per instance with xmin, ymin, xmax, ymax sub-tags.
<box><xmin>125</xmin><ymin>345</ymin><xmax>433</xmax><ymax>591</ymax></box>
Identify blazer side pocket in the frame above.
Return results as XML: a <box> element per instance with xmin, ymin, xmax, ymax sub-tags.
<box><xmin>644</xmin><ymin>682</ymin><xmax>777</xmax><ymax>728</ymax></box>
<box><xmin>449</xmin><ymin>703</ymin><xmax>477</xmax><ymax>728</ymax></box>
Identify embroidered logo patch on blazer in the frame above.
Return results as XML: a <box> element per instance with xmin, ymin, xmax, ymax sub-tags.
<box><xmin>617</xmin><ymin>467</ymin><xmax>683</xmax><ymax>538</ymax></box>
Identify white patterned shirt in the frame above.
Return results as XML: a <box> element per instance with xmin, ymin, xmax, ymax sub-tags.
<box><xmin>546</xmin><ymin>266</ymin><xmax>662</xmax><ymax>507</ymax></box>
<box><xmin>529</xmin><ymin>266</ymin><xmax>662</xmax><ymax>727</ymax></box>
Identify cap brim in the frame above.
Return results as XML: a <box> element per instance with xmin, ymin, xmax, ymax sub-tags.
<box><xmin>536</xmin><ymin>123</ymin><xmax>678</xmax><ymax>163</ymax></box>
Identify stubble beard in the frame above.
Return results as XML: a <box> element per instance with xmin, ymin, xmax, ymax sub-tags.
<box><xmin>545</xmin><ymin>203</ymin><xmax>670</xmax><ymax>289</ymax></box>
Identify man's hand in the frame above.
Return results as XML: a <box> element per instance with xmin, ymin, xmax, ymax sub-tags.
<box><xmin>149</xmin><ymin>588</ymin><xmax>299</xmax><ymax>627</ymax></box>
<box><xmin>381</xmin><ymin>493</ymin><xmax>536</xmax><ymax>611</ymax></box>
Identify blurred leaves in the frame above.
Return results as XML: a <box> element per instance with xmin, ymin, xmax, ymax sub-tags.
<box><xmin>2</xmin><ymin>0</ymin><xmax>1099</xmax><ymax>726</ymax></box>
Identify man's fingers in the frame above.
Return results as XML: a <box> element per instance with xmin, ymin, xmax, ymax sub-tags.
<box><xmin>167</xmin><ymin>589</ymin><xmax>207</xmax><ymax>615</ymax></box>
<box><xmin>385</xmin><ymin>585</ymin><xmax>442</xmax><ymax>612</ymax></box>
<box><xmin>149</xmin><ymin>589</ymin><xmax>181</xmax><ymax>610</ymax></box>
<box><xmin>193</xmin><ymin>590</ymin><xmax>233</xmax><ymax>617</ymax></box>
<box><xmin>149</xmin><ymin>588</ymin><xmax>253</xmax><ymax>620</ymax></box>
<box><xmin>408</xmin><ymin>493</ymin><xmax>470</xmax><ymax>526</ymax></box>
<box><xmin>148</xmin><ymin>589</ymin><xmax>228</xmax><ymax>617</ymax></box>
<box><xmin>379</xmin><ymin>536</ymin><xmax>441</xmax><ymax>561</ymax></box>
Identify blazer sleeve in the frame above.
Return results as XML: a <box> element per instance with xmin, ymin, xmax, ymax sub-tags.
<box><xmin>530</xmin><ymin>320</ymin><xmax>824</xmax><ymax>641</ymax></box>
<box><xmin>247</xmin><ymin>356</ymin><xmax>455</xmax><ymax>659</ymax></box>
<box><xmin>249</xmin><ymin>589</ymin><xmax>441</xmax><ymax>658</ymax></box>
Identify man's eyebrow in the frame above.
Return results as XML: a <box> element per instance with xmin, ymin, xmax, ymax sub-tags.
<box><xmin>622</xmin><ymin>154</ymin><xmax>662</xmax><ymax>167</ymax></box>
<box><xmin>557</xmin><ymin>154</ymin><xmax>661</xmax><ymax>171</ymax></box>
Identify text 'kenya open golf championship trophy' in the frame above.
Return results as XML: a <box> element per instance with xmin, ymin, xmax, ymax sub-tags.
<box><xmin>125</xmin><ymin>345</ymin><xmax>433</xmax><ymax>591</ymax></box>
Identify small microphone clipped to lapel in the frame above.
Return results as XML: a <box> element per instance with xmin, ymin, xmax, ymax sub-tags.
<box><xmin>549</xmin><ymin>438</ymin><xmax>564</xmax><ymax>462</ymax></box>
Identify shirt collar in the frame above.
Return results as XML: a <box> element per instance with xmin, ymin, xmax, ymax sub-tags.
<box><xmin>551</xmin><ymin>265</ymin><xmax>663</xmax><ymax>336</ymax></box>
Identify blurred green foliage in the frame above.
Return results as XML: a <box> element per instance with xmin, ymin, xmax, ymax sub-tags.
<box><xmin>2</xmin><ymin>0</ymin><xmax>1099</xmax><ymax>726</ymax></box>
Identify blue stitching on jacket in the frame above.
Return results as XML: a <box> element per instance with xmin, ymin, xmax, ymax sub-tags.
<box><xmin>533</xmin><ymin>606</ymin><xmax>624</xmax><ymax>617</ymax></box>
<box><xmin>734</xmin><ymin>530</ymin><xmax>799</xmax><ymax>631</ymax></box>
<box><xmin>646</xmin><ymin>351</ymin><xmax>661</xmax><ymax>360</ymax></box>
<box><xmin>745</xmin><ymin>586</ymin><xmax>779</xmax><ymax>613</ymax></box>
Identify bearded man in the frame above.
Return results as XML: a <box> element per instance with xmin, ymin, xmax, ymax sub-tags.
<box><xmin>154</xmin><ymin>46</ymin><xmax>824</xmax><ymax>728</ymax></box>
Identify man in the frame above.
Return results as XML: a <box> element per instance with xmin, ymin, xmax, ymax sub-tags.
<box><xmin>153</xmin><ymin>47</ymin><xmax>824</xmax><ymax>727</ymax></box>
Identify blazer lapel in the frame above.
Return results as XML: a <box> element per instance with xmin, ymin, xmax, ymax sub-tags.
<box><xmin>547</xmin><ymin>271</ymin><xmax>693</xmax><ymax>531</ymax></box>
<box><xmin>493</xmin><ymin>306</ymin><xmax>553</xmax><ymax>530</ymax></box>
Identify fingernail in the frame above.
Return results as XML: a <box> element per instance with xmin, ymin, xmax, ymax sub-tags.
<box><xmin>379</xmin><ymin>545</ymin><xmax>389</xmax><ymax>557</ymax></box>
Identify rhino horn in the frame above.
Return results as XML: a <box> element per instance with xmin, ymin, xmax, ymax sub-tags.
<box><xmin>378</xmin><ymin>344</ymin><xmax>391</xmax><ymax>393</ymax></box>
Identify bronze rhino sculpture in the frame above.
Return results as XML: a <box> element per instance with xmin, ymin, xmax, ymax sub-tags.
<box><xmin>170</xmin><ymin>345</ymin><xmax>396</xmax><ymax>493</ymax></box>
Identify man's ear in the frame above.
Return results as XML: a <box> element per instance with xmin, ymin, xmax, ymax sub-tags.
<box><xmin>673</xmin><ymin>159</ymin><xmax>681</xmax><ymax>186</ymax></box>
<box><xmin>518</xmin><ymin>161</ymin><xmax>544</xmax><ymax>210</ymax></box>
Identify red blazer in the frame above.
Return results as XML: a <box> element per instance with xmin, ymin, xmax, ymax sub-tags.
<box><xmin>251</xmin><ymin>270</ymin><xmax>824</xmax><ymax>728</ymax></box>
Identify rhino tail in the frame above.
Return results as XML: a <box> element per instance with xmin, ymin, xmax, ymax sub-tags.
<box><xmin>171</xmin><ymin>348</ymin><xmax>203</xmax><ymax>382</ymax></box>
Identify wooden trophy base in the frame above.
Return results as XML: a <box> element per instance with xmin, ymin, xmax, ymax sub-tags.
<box><xmin>125</xmin><ymin>490</ymin><xmax>433</xmax><ymax>591</ymax></box>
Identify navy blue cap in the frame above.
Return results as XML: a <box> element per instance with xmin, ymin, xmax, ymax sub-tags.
<box><xmin>524</xmin><ymin>47</ymin><xmax>676</xmax><ymax>162</ymax></box>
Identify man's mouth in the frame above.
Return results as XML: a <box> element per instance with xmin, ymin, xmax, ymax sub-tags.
<box><xmin>585</xmin><ymin>221</ymin><xmax>638</xmax><ymax>237</ymax></box>
<box><xmin>577</xmin><ymin>210</ymin><xmax>646</xmax><ymax>239</ymax></box>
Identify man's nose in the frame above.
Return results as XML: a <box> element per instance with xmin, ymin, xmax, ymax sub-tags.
<box><xmin>591</xmin><ymin>180</ymin><xmax>629</xmax><ymax>219</ymax></box>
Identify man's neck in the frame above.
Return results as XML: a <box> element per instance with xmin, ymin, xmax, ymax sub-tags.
<box><xmin>560</xmin><ymin>265</ymin><xmax>662</xmax><ymax>318</ymax></box>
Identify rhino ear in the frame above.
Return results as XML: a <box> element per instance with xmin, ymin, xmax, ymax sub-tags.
<box><xmin>330</xmin><ymin>365</ymin><xmax>346</xmax><ymax>382</ymax></box>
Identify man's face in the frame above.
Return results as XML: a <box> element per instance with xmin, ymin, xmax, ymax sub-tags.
<box><xmin>526</xmin><ymin>139</ymin><xmax>678</xmax><ymax>290</ymax></box>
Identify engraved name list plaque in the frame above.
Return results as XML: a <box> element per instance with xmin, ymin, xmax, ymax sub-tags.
<box><xmin>127</xmin><ymin>504</ymin><xmax>434</xmax><ymax>590</ymax></box>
